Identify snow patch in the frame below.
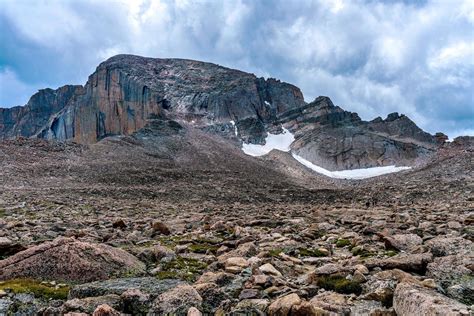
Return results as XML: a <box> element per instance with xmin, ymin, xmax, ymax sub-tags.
<box><xmin>264</xmin><ymin>100</ymin><xmax>271</xmax><ymax>106</ymax></box>
<box><xmin>291</xmin><ymin>153</ymin><xmax>411</xmax><ymax>180</ymax></box>
<box><xmin>229</xmin><ymin>120</ymin><xmax>238</xmax><ymax>136</ymax></box>
<box><xmin>242</xmin><ymin>128</ymin><xmax>295</xmax><ymax>156</ymax></box>
<box><xmin>238</xmin><ymin>126</ymin><xmax>411</xmax><ymax>179</ymax></box>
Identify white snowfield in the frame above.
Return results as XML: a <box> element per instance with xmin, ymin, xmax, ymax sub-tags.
<box><xmin>235</xmin><ymin>122</ymin><xmax>412</xmax><ymax>179</ymax></box>
<box><xmin>291</xmin><ymin>153</ymin><xmax>411</xmax><ymax>180</ymax></box>
<box><xmin>242</xmin><ymin>128</ymin><xmax>295</xmax><ymax>156</ymax></box>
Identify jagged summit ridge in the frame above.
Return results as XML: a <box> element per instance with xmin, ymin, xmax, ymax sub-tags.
<box><xmin>0</xmin><ymin>54</ymin><xmax>446</xmax><ymax>170</ymax></box>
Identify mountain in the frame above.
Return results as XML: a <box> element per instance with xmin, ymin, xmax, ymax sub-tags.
<box><xmin>0</xmin><ymin>54</ymin><xmax>447</xmax><ymax>170</ymax></box>
<box><xmin>1</xmin><ymin>55</ymin><xmax>473</xmax><ymax>315</ymax></box>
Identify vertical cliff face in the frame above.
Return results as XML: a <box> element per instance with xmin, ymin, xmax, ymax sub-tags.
<box><xmin>0</xmin><ymin>85</ymin><xmax>82</xmax><ymax>140</ymax></box>
<box><xmin>35</xmin><ymin>55</ymin><xmax>305</xmax><ymax>143</ymax></box>
<box><xmin>0</xmin><ymin>107</ymin><xmax>22</xmax><ymax>138</ymax></box>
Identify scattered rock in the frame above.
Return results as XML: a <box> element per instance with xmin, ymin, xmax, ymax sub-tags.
<box><xmin>112</xmin><ymin>219</ymin><xmax>126</xmax><ymax>229</ymax></box>
<box><xmin>151</xmin><ymin>221</ymin><xmax>171</xmax><ymax>235</ymax></box>
<box><xmin>187</xmin><ymin>306</ymin><xmax>203</xmax><ymax>316</ymax></box>
<box><xmin>63</xmin><ymin>295</ymin><xmax>121</xmax><ymax>314</ymax></box>
<box><xmin>259</xmin><ymin>263</ymin><xmax>282</xmax><ymax>277</ymax></box>
<box><xmin>92</xmin><ymin>304</ymin><xmax>121</xmax><ymax>316</ymax></box>
<box><xmin>268</xmin><ymin>293</ymin><xmax>301</xmax><ymax>316</ymax></box>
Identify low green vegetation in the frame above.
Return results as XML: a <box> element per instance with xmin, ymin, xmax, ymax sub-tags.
<box><xmin>297</xmin><ymin>247</ymin><xmax>328</xmax><ymax>257</ymax></box>
<box><xmin>0</xmin><ymin>279</ymin><xmax>69</xmax><ymax>300</ymax></box>
<box><xmin>267</xmin><ymin>247</ymin><xmax>328</xmax><ymax>258</ymax></box>
<box><xmin>351</xmin><ymin>247</ymin><xmax>376</xmax><ymax>258</ymax></box>
<box><xmin>157</xmin><ymin>256</ymin><xmax>208</xmax><ymax>282</ymax></box>
<box><xmin>316</xmin><ymin>275</ymin><xmax>362</xmax><ymax>295</ymax></box>
<box><xmin>384</xmin><ymin>250</ymin><xmax>399</xmax><ymax>257</ymax></box>
<box><xmin>335</xmin><ymin>239</ymin><xmax>351</xmax><ymax>248</ymax></box>
<box><xmin>188</xmin><ymin>243</ymin><xmax>219</xmax><ymax>254</ymax></box>
<box><xmin>158</xmin><ymin>235</ymin><xmax>190</xmax><ymax>249</ymax></box>
<box><xmin>268</xmin><ymin>248</ymin><xmax>284</xmax><ymax>257</ymax></box>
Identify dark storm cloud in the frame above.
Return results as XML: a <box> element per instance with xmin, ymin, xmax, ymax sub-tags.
<box><xmin>0</xmin><ymin>0</ymin><xmax>472</xmax><ymax>138</ymax></box>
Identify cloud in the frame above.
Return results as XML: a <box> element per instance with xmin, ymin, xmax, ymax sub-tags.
<box><xmin>0</xmin><ymin>67</ymin><xmax>39</xmax><ymax>107</ymax></box>
<box><xmin>0</xmin><ymin>0</ymin><xmax>472</xmax><ymax>138</ymax></box>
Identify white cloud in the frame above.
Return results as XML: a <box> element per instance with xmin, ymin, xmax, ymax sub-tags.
<box><xmin>428</xmin><ymin>41</ymin><xmax>474</xmax><ymax>70</ymax></box>
<box><xmin>0</xmin><ymin>68</ymin><xmax>38</xmax><ymax>107</ymax></box>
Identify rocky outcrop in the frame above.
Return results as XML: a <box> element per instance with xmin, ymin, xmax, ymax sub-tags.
<box><xmin>282</xmin><ymin>96</ymin><xmax>438</xmax><ymax>170</ymax></box>
<box><xmin>0</xmin><ymin>85</ymin><xmax>82</xmax><ymax>139</ymax></box>
<box><xmin>0</xmin><ymin>237</ymin><xmax>145</xmax><ymax>282</ymax></box>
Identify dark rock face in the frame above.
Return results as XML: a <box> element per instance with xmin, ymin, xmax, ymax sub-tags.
<box><xmin>0</xmin><ymin>85</ymin><xmax>82</xmax><ymax>139</ymax></box>
<box><xmin>0</xmin><ymin>54</ymin><xmax>443</xmax><ymax>170</ymax></box>
<box><xmin>280</xmin><ymin>97</ymin><xmax>437</xmax><ymax>170</ymax></box>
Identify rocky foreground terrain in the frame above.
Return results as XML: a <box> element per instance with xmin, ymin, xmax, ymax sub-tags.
<box><xmin>0</xmin><ymin>125</ymin><xmax>472</xmax><ymax>315</ymax></box>
<box><xmin>0</xmin><ymin>55</ymin><xmax>473</xmax><ymax>315</ymax></box>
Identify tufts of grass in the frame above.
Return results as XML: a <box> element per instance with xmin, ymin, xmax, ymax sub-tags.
<box><xmin>335</xmin><ymin>239</ymin><xmax>351</xmax><ymax>248</ymax></box>
<box><xmin>384</xmin><ymin>250</ymin><xmax>399</xmax><ymax>257</ymax></box>
<box><xmin>158</xmin><ymin>256</ymin><xmax>208</xmax><ymax>282</ymax></box>
<box><xmin>316</xmin><ymin>275</ymin><xmax>362</xmax><ymax>295</ymax></box>
<box><xmin>158</xmin><ymin>235</ymin><xmax>190</xmax><ymax>249</ymax></box>
<box><xmin>267</xmin><ymin>248</ymin><xmax>284</xmax><ymax>257</ymax></box>
<box><xmin>155</xmin><ymin>271</ymin><xmax>179</xmax><ymax>280</ymax></box>
<box><xmin>188</xmin><ymin>243</ymin><xmax>219</xmax><ymax>254</ymax></box>
<box><xmin>297</xmin><ymin>247</ymin><xmax>327</xmax><ymax>257</ymax></box>
<box><xmin>351</xmin><ymin>247</ymin><xmax>376</xmax><ymax>258</ymax></box>
<box><xmin>0</xmin><ymin>279</ymin><xmax>69</xmax><ymax>300</ymax></box>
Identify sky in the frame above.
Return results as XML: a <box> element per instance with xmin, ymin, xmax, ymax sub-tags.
<box><xmin>0</xmin><ymin>0</ymin><xmax>473</xmax><ymax>138</ymax></box>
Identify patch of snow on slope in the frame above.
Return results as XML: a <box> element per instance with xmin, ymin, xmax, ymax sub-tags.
<box><xmin>229</xmin><ymin>121</ymin><xmax>238</xmax><ymax>136</ymax></box>
<box><xmin>291</xmin><ymin>153</ymin><xmax>411</xmax><ymax>180</ymax></box>
<box><xmin>242</xmin><ymin>128</ymin><xmax>295</xmax><ymax>156</ymax></box>
<box><xmin>264</xmin><ymin>101</ymin><xmax>271</xmax><ymax>106</ymax></box>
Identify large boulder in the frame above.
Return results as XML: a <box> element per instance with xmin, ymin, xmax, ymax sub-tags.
<box><xmin>426</xmin><ymin>236</ymin><xmax>473</xmax><ymax>257</ymax></box>
<box><xmin>425</xmin><ymin>236</ymin><xmax>474</xmax><ymax>305</ymax></box>
<box><xmin>0</xmin><ymin>238</ymin><xmax>145</xmax><ymax>282</ymax></box>
<box><xmin>383</xmin><ymin>234</ymin><xmax>422</xmax><ymax>252</ymax></box>
<box><xmin>365</xmin><ymin>253</ymin><xmax>432</xmax><ymax>273</ymax></box>
<box><xmin>393</xmin><ymin>282</ymin><xmax>470</xmax><ymax>316</ymax></box>
<box><xmin>427</xmin><ymin>255</ymin><xmax>474</xmax><ymax>305</ymax></box>
<box><xmin>149</xmin><ymin>284</ymin><xmax>202</xmax><ymax>315</ymax></box>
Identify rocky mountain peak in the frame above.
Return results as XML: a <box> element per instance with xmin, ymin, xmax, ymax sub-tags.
<box><xmin>0</xmin><ymin>54</ymin><xmax>449</xmax><ymax>170</ymax></box>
